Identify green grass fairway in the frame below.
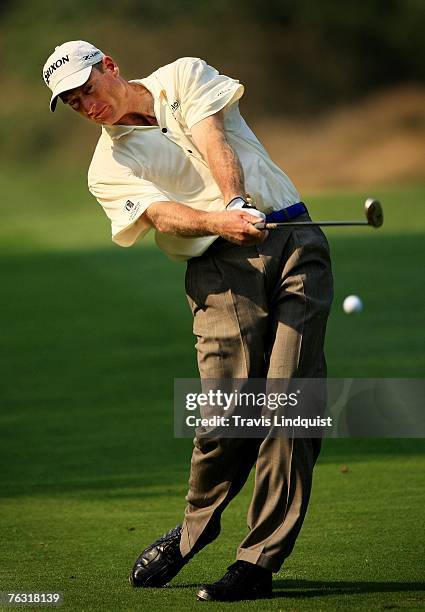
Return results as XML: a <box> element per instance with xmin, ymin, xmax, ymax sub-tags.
<box><xmin>0</xmin><ymin>173</ymin><xmax>424</xmax><ymax>610</ymax></box>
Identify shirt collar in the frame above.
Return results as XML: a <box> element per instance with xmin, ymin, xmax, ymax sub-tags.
<box><xmin>103</xmin><ymin>124</ymin><xmax>135</xmax><ymax>140</ymax></box>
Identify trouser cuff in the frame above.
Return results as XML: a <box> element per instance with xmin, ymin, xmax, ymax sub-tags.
<box><xmin>237</xmin><ymin>547</ymin><xmax>282</xmax><ymax>572</ymax></box>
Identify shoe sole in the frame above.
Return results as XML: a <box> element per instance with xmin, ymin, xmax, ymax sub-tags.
<box><xmin>129</xmin><ymin>564</ymin><xmax>178</xmax><ymax>588</ymax></box>
<box><xmin>129</xmin><ymin>574</ymin><xmax>170</xmax><ymax>588</ymax></box>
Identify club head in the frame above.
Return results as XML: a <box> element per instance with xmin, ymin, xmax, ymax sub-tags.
<box><xmin>365</xmin><ymin>198</ymin><xmax>384</xmax><ymax>228</ymax></box>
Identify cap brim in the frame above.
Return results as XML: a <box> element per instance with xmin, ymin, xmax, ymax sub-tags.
<box><xmin>50</xmin><ymin>65</ymin><xmax>92</xmax><ymax>112</ymax></box>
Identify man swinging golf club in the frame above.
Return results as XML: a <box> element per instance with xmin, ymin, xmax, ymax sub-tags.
<box><xmin>42</xmin><ymin>40</ymin><xmax>334</xmax><ymax>602</ymax></box>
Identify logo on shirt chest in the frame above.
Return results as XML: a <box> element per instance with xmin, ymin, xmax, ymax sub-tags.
<box><xmin>170</xmin><ymin>99</ymin><xmax>180</xmax><ymax>112</ymax></box>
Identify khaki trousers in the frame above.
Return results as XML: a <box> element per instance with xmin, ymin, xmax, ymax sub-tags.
<box><xmin>180</xmin><ymin>218</ymin><xmax>334</xmax><ymax>572</ymax></box>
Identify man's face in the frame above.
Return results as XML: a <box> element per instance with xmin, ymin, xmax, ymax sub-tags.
<box><xmin>61</xmin><ymin>57</ymin><xmax>127</xmax><ymax>125</ymax></box>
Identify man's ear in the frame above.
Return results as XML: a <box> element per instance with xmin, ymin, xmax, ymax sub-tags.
<box><xmin>102</xmin><ymin>55</ymin><xmax>120</xmax><ymax>77</ymax></box>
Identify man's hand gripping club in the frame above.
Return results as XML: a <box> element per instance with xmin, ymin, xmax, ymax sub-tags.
<box><xmin>216</xmin><ymin>195</ymin><xmax>268</xmax><ymax>246</ymax></box>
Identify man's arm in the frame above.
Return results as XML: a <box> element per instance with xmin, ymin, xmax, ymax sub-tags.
<box><xmin>190</xmin><ymin>110</ymin><xmax>246</xmax><ymax>203</ymax></box>
<box><xmin>143</xmin><ymin>200</ymin><xmax>266</xmax><ymax>246</ymax></box>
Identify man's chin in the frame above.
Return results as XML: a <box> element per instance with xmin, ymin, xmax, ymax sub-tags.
<box><xmin>112</xmin><ymin>114</ymin><xmax>131</xmax><ymax>126</ymax></box>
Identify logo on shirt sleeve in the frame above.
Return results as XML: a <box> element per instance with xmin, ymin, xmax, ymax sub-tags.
<box><xmin>217</xmin><ymin>87</ymin><xmax>232</xmax><ymax>98</ymax></box>
<box><xmin>123</xmin><ymin>199</ymin><xmax>141</xmax><ymax>221</ymax></box>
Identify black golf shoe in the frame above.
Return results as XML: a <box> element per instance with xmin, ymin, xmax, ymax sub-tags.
<box><xmin>197</xmin><ymin>560</ymin><xmax>273</xmax><ymax>601</ymax></box>
<box><xmin>129</xmin><ymin>525</ymin><xmax>185</xmax><ymax>587</ymax></box>
<box><xmin>130</xmin><ymin>521</ymin><xmax>220</xmax><ymax>587</ymax></box>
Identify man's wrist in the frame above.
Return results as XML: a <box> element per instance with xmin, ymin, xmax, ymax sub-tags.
<box><xmin>226</xmin><ymin>197</ymin><xmax>266</xmax><ymax>221</ymax></box>
<box><xmin>226</xmin><ymin>196</ymin><xmax>248</xmax><ymax>209</ymax></box>
<box><xmin>200</xmin><ymin>210</ymin><xmax>221</xmax><ymax>236</ymax></box>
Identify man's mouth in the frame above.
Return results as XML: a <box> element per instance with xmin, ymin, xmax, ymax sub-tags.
<box><xmin>93</xmin><ymin>106</ymin><xmax>108</xmax><ymax>121</ymax></box>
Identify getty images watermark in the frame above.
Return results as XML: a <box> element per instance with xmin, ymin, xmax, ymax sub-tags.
<box><xmin>184</xmin><ymin>387</ymin><xmax>332</xmax><ymax>430</ymax></box>
<box><xmin>174</xmin><ymin>378</ymin><xmax>425</xmax><ymax>438</ymax></box>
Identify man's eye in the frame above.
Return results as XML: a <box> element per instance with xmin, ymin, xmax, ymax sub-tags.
<box><xmin>70</xmin><ymin>100</ymin><xmax>80</xmax><ymax>110</ymax></box>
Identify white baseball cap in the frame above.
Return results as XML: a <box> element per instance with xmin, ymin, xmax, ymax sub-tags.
<box><xmin>42</xmin><ymin>40</ymin><xmax>105</xmax><ymax>112</ymax></box>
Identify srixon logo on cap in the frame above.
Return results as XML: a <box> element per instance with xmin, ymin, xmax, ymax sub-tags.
<box><xmin>44</xmin><ymin>55</ymin><xmax>70</xmax><ymax>85</ymax></box>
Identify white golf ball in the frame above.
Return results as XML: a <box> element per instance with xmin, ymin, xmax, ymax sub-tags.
<box><xmin>343</xmin><ymin>295</ymin><xmax>363</xmax><ymax>314</ymax></box>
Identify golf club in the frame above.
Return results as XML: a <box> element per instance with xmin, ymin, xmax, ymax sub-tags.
<box><xmin>254</xmin><ymin>198</ymin><xmax>384</xmax><ymax>229</ymax></box>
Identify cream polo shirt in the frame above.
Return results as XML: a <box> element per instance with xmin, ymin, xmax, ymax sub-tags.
<box><xmin>88</xmin><ymin>57</ymin><xmax>300</xmax><ymax>261</ymax></box>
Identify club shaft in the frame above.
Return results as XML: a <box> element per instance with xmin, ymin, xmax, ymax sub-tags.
<box><xmin>264</xmin><ymin>220</ymin><xmax>369</xmax><ymax>228</ymax></box>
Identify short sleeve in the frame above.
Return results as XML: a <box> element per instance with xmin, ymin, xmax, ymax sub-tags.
<box><xmin>177</xmin><ymin>58</ymin><xmax>244</xmax><ymax>130</ymax></box>
<box><xmin>88</xmin><ymin>146</ymin><xmax>170</xmax><ymax>247</ymax></box>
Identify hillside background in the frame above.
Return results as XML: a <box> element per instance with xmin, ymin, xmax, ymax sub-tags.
<box><xmin>1</xmin><ymin>0</ymin><xmax>425</xmax><ymax>189</ymax></box>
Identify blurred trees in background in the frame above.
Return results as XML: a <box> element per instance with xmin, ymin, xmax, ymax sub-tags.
<box><xmin>1</xmin><ymin>0</ymin><xmax>424</xmax><ymax>168</ymax></box>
